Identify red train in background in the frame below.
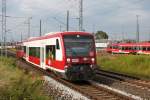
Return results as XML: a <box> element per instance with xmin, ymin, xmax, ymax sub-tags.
<box><xmin>106</xmin><ymin>43</ymin><xmax>119</xmax><ymax>54</ymax></box>
<box><xmin>106</xmin><ymin>42</ymin><xmax>150</xmax><ymax>54</ymax></box>
<box><xmin>17</xmin><ymin>32</ymin><xmax>97</xmax><ymax>81</ymax></box>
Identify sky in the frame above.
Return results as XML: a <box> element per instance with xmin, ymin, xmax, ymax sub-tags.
<box><xmin>0</xmin><ymin>0</ymin><xmax>150</xmax><ymax>42</ymax></box>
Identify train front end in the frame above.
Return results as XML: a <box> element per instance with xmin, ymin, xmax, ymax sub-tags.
<box><xmin>63</xmin><ymin>33</ymin><xmax>97</xmax><ymax>81</ymax></box>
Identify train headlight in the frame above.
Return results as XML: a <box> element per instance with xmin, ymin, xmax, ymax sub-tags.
<box><xmin>91</xmin><ymin>58</ymin><xmax>95</xmax><ymax>62</ymax></box>
<box><xmin>67</xmin><ymin>58</ymin><xmax>71</xmax><ymax>63</ymax></box>
<box><xmin>65</xmin><ymin>65</ymin><xmax>68</xmax><ymax>69</ymax></box>
<box><xmin>83</xmin><ymin>57</ymin><xmax>88</xmax><ymax>61</ymax></box>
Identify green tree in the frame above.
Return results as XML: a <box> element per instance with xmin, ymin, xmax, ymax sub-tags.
<box><xmin>95</xmin><ymin>31</ymin><xmax>108</xmax><ymax>39</ymax></box>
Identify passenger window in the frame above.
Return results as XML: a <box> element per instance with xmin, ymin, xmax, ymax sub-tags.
<box><xmin>23</xmin><ymin>46</ymin><xmax>26</xmax><ymax>53</ymax></box>
<box><xmin>143</xmin><ymin>47</ymin><xmax>146</xmax><ymax>51</ymax></box>
<box><xmin>29</xmin><ymin>47</ymin><xmax>40</xmax><ymax>58</ymax></box>
<box><xmin>56</xmin><ymin>39</ymin><xmax>60</xmax><ymax>49</ymax></box>
<box><xmin>147</xmin><ymin>47</ymin><xmax>150</xmax><ymax>51</ymax></box>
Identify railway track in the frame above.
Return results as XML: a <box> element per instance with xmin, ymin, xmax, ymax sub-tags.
<box><xmin>18</xmin><ymin>60</ymin><xmax>131</xmax><ymax>100</ymax></box>
<box><xmin>3</xmin><ymin>50</ymin><xmax>134</xmax><ymax>100</ymax></box>
<box><xmin>96</xmin><ymin>69</ymin><xmax>150</xmax><ymax>90</ymax></box>
<box><xmin>58</xmin><ymin>79</ymin><xmax>131</xmax><ymax>100</ymax></box>
<box><xmin>95</xmin><ymin>69</ymin><xmax>150</xmax><ymax>99</ymax></box>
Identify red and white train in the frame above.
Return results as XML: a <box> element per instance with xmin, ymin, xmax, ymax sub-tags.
<box><xmin>17</xmin><ymin>32</ymin><xmax>97</xmax><ymax>81</ymax></box>
<box><xmin>106</xmin><ymin>42</ymin><xmax>150</xmax><ymax>54</ymax></box>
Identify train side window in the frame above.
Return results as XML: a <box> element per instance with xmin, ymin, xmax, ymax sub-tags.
<box><xmin>35</xmin><ymin>47</ymin><xmax>40</xmax><ymax>58</ymax></box>
<box><xmin>123</xmin><ymin>47</ymin><xmax>125</xmax><ymax>50</ymax></box>
<box><xmin>56</xmin><ymin>39</ymin><xmax>60</xmax><ymax>49</ymax></box>
<box><xmin>121</xmin><ymin>47</ymin><xmax>124</xmax><ymax>50</ymax></box>
<box><xmin>119</xmin><ymin>47</ymin><xmax>122</xmax><ymax>50</ymax></box>
<box><xmin>143</xmin><ymin>47</ymin><xmax>146</xmax><ymax>51</ymax></box>
<box><xmin>29</xmin><ymin>47</ymin><xmax>34</xmax><ymax>56</ymax></box>
<box><xmin>129</xmin><ymin>47</ymin><xmax>132</xmax><ymax>50</ymax></box>
<box><xmin>134</xmin><ymin>47</ymin><xmax>137</xmax><ymax>50</ymax></box>
<box><xmin>147</xmin><ymin>47</ymin><xmax>150</xmax><ymax>51</ymax></box>
<box><xmin>114</xmin><ymin>46</ymin><xmax>118</xmax><ymax>49</ymax></box>
<box><xmin>23</xmin><ymin>46</ymin><xmax>26</xmax><ymax>53</ymax></box>
<box><xmin>29</xmin><ymin>47</ymin><xmax>40</xmax><ymax>58</ymax></box>
<box><xmin>124</xmin><ymin>47</ymin><xmax>126</xmax><ymax>50</ymax></box>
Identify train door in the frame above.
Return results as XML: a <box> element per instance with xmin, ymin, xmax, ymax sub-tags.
<box><xmin>40</xmin><ymin>47</ymin><xmax>45</xmax><ymax>69</ymax></box>
<box><xmin>45</xmin><ymin>38</ymin><xmax>63</xmax><ymax>70</ymax></box>
<box><xmin>45</xmin><ymin>45</ymin><xmax>56</xmax><ymax>66</ymax></box>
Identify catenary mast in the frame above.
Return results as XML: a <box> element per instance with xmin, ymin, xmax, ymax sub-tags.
<box><xmin>1</xmin><ymin>0</ymin><xmax>7</xmax><ymax>57</ymax></box>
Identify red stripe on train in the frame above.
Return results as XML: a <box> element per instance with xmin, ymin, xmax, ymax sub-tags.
<box><xmin>29</xmin><ymin>56</ymin><xmax>40</xmax><ymax>65</ymax></box>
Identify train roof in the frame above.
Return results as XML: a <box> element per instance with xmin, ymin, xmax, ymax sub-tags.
<box><xmin>136</xmin><ymin>42</ymin><xmax>150</xmax><ymax>46</ymax></box>
<box><xmin>118</xmin><ymin>43</ymin><xmax>136</xmax><ymax>46</ymax></box>
<box><xmin>108</xmin><ymin>42</ymin><xmax>150</xmax><ymax>47</ymax></box>
<box><xmin>23</xmin><ymin>31</ymin><xmax>92</xmax><ymax>42</ymax></box>
<box><xmin>108</xmin><ymin>43</ymin><xmax>136</xmax><ymax>46</ymax></box>
<box><xmin>108</xmin><ymin>43</ymin><xmax>119</xmax><ymax>46</ymax></box>
<box><xmin>44</xmin><ymin>31</ymin><xmax>92</xmax><ymax>36</ymax></box>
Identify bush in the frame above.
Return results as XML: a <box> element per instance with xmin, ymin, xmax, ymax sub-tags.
<box><xmin>0</xmin><ymin>56</ymin><xmax>50</xmax><ymax>100</ymax></box>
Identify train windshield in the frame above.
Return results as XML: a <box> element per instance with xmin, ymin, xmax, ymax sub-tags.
<box><xmin>64</xmin><ymin>34</ymin><xmax>94</xmax><ymax>57</ymax></box>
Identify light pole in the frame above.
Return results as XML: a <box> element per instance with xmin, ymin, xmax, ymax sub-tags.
<box><xmin>40</xmin><ymin>19</ymin><xmax>42</xmax><ymax>36</ymax></box>
<box><xmin>28</xmin><ymin>17</ymin><xmax>32</xmax><ymax>38</ymax></box>
<box><xmin>4</xmin><ymin>29</ymin><xmax>11</xmax><ymax>57</ymax></box>
<box><xmin>79</xmin><ymin>0</ymin><xmax>83</xmax><ymax>31</ymax></box>
<box><xmin>66</xmin><ymin>10</ymin><xmax>69</xmax><ymax>31</ymax></box>
<box><xmin>136</xmin><ymin>15</ymin><xmax>140</xmax><ymax>42</ymax></box>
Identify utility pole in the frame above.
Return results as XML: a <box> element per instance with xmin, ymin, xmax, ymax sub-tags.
<box><xmin>79</xmin><ymin>0</ymin><xmax>83</xmax><ymax>31</ymax></box>
<box><xmin>40</xmin><ymin>19</ymin><xmax>42</xmax><ymax>36</ymax></box>
<box><xmin>136</xmin><ymin>15</ymin><xmax>140</xmax><ymax>42</ymax></box>
<box><xmin>66</xmin><ymin>10</ymin><xmax>69</xmax><ymax>31</ymax></box>
<box><xmin>28</xmin><ymin>17</ymin><xmax>32</xmax><ymax>38</ymax></box>
<box><xmin>1</xmin><ymin>0</ymin><xmax>7</xmax><ymax>57</ymax></box>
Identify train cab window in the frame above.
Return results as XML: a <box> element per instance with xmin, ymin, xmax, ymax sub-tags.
<box><xmin>56</xmin><ymin>39</ymin><xmax>60</xmax><ymax>49</ymax></box>
<box><xmin>46</xmin><ymin>45</ymin><xmax>56</xmax><ymax>60</ymax></box>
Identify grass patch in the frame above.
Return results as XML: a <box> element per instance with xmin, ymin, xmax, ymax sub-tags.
<box><xmin>0</xmin><ymin>56</ymin><xmax>50</xmax><ymax>100</ymax></box>
<box><xmin>97</xmin><ymin>54</ymin><xmax>150</xmax><ymax>79</ymax></box>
